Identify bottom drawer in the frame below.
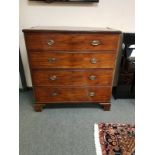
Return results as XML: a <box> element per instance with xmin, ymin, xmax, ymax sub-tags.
<box><xmin>34</xmin><ymin>86</ymin><xmax>112</xmax><ymax>103</ymax></box>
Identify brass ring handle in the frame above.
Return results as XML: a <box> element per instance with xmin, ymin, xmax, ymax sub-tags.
<box><xmin>90</xmin><ymin>58</ymin><xmax>97</xmax><ymax>64</ymax></box>
<box><xmin>47</xmin><ymin>39</ymin><xmax>55</xmax><ymax>46</ymax></box>
<box><xmin>91</xmin><ymin>40</ymin><xmax>101</xmax><ymax>46</ymax></box>
<box><xmin>51</xmin><ymin>92</ymin><xmax>58</xmax><ymax>96</ymax></box>
<box><xmin>89</xmin><ymin>92</ymin><xmax>95</xmax><ymax>97</ymax></box>
<box><xmin>48</xmin><ymin>58</ymin><xmax>56</xmax><ymax>63</ymax></box>
<box><xmin>89</xmin><ymin>75</ymin><xmax>96</xmax><ymax>80</ymax></box>
<box><xmin>49</xmin><ymin>75</ymin><xmax>57</xmax><ymax>81</ymax></box>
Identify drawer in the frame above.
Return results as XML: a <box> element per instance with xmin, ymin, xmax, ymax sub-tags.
<box><xmin>34</xmin><ymin>86</ymin><xmax>112</xmax><ymax>103</ymax></box>
<box><xmin>32</xmin><ymin>69</ymin><xmax>113</xmax><ymax>86</ymax></box>
<box><xmin>25</xmin><ymin>33</ymin><xmax>119</xmax><ymax>51</ymax></box>
<box><xmin>29</xmin><ymin>52</ymin><xmax>116</xmax><ymax>69</ymax></box>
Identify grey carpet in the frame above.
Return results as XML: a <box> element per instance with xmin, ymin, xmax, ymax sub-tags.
<box><xmin>19</xmin><ymin>90</ymin><xmax>135</xmax><ymax>155</ymax></box>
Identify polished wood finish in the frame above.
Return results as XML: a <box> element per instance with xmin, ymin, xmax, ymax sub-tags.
<box><xmin>23</xmin><ymin>27</ymin><xmax>121</xmax><ymax>111</ymax></box>
<box><xmin>32</xmin><ymin>69</ymin><xmax>113</xmax><ymax>86</ymax></box>
<box><xmin>34</xmin><ymin>86</ymin><xmax>111</xmax><ymax>102</ymax></box>
<box><xmin>24</xmin><ymin>33</ymin><xmax>119</xmax><ymax>51</ymax></box>
<box><xmin>29</xmin><ymin>52</ymin><xmax>116</xmax><ymax>69</ymax></box>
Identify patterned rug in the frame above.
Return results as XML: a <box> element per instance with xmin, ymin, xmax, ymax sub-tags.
<box><xmin>94</xmin><ymin>123</ymin><xmax>135</xmax><ymax>155</ymax></box>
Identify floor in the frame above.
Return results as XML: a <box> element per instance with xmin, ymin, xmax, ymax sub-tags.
<box><xmin>19</xmin><ymin>90</ymin><xmax>135</xmax><ymax>155</ymax></box>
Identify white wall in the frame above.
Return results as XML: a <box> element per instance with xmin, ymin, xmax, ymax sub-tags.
<box><xmin>19</xmin><ymin>0</ymin><xmax>135</xmax><ymax>86</ymax></box>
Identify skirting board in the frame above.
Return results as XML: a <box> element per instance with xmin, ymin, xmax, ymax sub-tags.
<box><xmin>94</xmin><ymin>124</ymin><xmax>102</xmax><ymax>155</ymax></box>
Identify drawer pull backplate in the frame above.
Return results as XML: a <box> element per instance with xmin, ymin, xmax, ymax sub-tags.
<box><xmin>51</xmin><ymin>92</ymin><xmax>58</xmax><ymax>96</ymax></box>
<box><xmin>49</xmin><ymin>75</ymin><xmax>57</xmax><ymax>81</ymax></box>
<box><xmin>90</xmin><ymin>58</ymin><xmax>97</xmax><ymax>64</ymax></box>
<box><xmin>91</xmin><ymin>40</ymin><xmax>101</xmax><ymax>46</ymax></box>
<box><xmin>89</xmin><ymin>75</ymin><xmax>96</xmax><ymax>80</ymax></box>
<box><xmin>48</xmin><ymin>58</ymin><xmax>56</xmax><ymax>62</ymax></box>
<box><xmin>89</xmin><ymin>92</ymin><xmax>95</xmax><ymax>97</ymax></box>
<box><xmin>47</xmin><ymin>39</ymin><xmax>55</xmax><ymax>46</ymax></box>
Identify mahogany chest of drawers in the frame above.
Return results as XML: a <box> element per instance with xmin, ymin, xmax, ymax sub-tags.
<box><xmin>23</xmin><ymin>27</ymin><xmax>121</xmax><ymax>112</ymax></box>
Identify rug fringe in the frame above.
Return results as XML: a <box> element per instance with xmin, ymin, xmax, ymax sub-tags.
<box><xmin>94</xmin><ymin>124</ymin><xmax>102</xmax><ymax>155</ymax></box>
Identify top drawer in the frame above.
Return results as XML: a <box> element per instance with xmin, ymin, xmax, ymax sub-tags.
<box><xmin>24</xmin><ymin>32</ymin><xmax>119</xmax><ymax>51</ymax></box>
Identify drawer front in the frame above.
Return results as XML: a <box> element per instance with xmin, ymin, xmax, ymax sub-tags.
<box><xmin>34</xmin><ymin>86</ymin><xmax>111</xmax><ymax>103</ymax></box>
<box><xmin>32</xmin><ymin>69</ymin><xmax>113</xmax><ymax>86</ymax></box>
<box><xmin>29</xmin><ymin>52</ymin><xmax>116</xmax><ymax>69</ymax></box>
<box><xmin>25</xmin><ymin>33</ymin><xmax>119</xmax><ymax>51</ymax></box>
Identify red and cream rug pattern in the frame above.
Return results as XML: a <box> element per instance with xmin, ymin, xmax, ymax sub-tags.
<box><xmin>94</xmin><ymin>123</ymin><xmax>135</xmax><ymax>155</ymax></box>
